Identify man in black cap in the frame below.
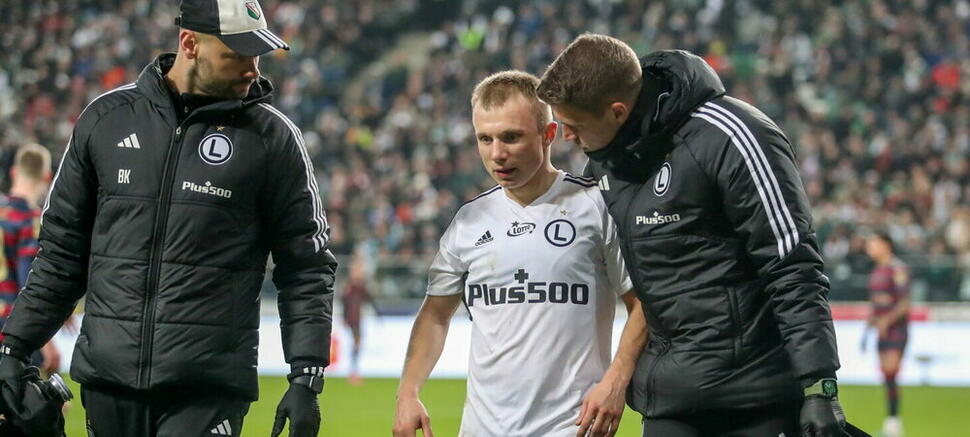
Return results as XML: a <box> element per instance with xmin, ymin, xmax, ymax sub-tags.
<box><xmin>0</xmin><ymin>1</ymin><xmax>335</xmax><ymax>436</ymax></box>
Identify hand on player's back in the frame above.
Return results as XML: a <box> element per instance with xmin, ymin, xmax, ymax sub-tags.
<box><xmin>576</xmin><ymin>375</ymin><xmax>626</xmax><ymax>437</ymax></box>
<box><xmin>393</xmin><ymin>396</ymin><xmax>433</xmax><ymax>437</ymax></box>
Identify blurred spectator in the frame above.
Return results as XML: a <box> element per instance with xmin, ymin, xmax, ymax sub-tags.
<box><xmin>1</xmin><ymin>0</ymin><xmax>968</xmax><ymax>300</ymax></box>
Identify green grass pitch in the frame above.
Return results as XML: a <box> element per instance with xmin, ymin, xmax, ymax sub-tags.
<box><xmin>63</xmin><ymin>376</ymin><xmax>970</xmax><ymax>436</ymax></box>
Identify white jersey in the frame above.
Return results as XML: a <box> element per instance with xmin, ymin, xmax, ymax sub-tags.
<box><xmin>428</xmin><ymin>170</ymin><xmax>633</xmax><ymax>437</ymax></box>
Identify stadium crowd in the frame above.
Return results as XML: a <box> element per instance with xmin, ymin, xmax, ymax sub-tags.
<box><xmin>1</xmin><ymin>0</ymin><xmax>968</xmax><ymax>300</ymax></box>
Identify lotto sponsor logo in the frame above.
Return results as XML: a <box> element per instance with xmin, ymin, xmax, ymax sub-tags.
<box><xmin>506</xmin><ymin>221</ymin><xmax>535</xmax><ymax>237</ymax></box>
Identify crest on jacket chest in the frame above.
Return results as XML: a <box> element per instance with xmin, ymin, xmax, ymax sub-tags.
<box><xmin>199</xmin><ymin>133</ymin><xmax>233</xmax><ymax>165</ymax></box>
<box><xmin>653</xmin><ymin>162</ymin><xmax>672</xmax><ymax>196</ymax></box>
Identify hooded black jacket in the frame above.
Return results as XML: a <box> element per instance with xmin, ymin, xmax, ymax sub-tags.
<box><xmin>2</xmin><ymin>54</ymin><xmax>337</xmax><ymax>400</ymax></box>
<box><xmin>584</xmin><ymin>50</ymin><xmax>840</xmax><ymax>417</ymax></box>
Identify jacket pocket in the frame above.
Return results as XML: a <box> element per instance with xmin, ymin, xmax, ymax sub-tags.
<box><xmin>627</xmin><ymin>340</ymin><xmax>668</xmax><ymax>415</ymax></box>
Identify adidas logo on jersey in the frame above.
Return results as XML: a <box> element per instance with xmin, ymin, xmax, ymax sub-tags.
<box><xmin>598</xmin><ymin>175</ymin><xmax>610</xmax><ymax>191</ymax></box>
<box><xmin>117</xmin><ymin>133</ymin><xmax>141</xmax><ymax>149</ymax></box>
<box><xmin>474</xmin><ymin>230</ymin><xmax>494</xmax><ymax>246</ymax></box>
<box><xmin>210</xmin><ymin>419</ymin><xmax>232</xmax><ymax>435</ymax></box>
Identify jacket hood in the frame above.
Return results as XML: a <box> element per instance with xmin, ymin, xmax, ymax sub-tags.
<box><xmin>640</xmin><ymin>49</ymin><xmax>725</xmax><ymax>138</ymax></box>
<box><xmin>137</xmin><ymin>53</ymin><xmax>274</xmax><ymax>111</ymax></box>
<box><xmin>586</xmin><ymin>50</ymin><xmax>725</xmax><ymax>180</ymax></box>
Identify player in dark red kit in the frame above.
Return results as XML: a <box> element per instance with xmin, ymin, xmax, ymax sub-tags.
<box><xmin>341</xmin><ymin>257</ymin><xmax>375</xmax><ymax>385</ymax></box>
<box><xmin>865</xmin><ymin>231</ymin><xmax>910</xmax><ymax>437</ymax></box>
<box><xmin>0</xmin><ymin>144</ymin><xmax>61</xmax><ymax>374</ymax></box>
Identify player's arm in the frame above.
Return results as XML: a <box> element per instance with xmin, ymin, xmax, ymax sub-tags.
<box><xmin>393</xmin><ymin>294</ymin><xmax>462</xmax><ymax>437</ymax></box>
<box><xmin>397</xmin><ymin>295</ymin><xmax>462</xmax><ymax>397</ymax></box>
<box><xmin>395</xmin><ymin>220</ymin><xmax>467</xmax><ymax>437</ymax></box>
<box><xmin>703</xmin><ymin>118</ymin><xmax>839</xmax><ymax>388</ymax></box>
<box><xmin>577</xmin><ymin>290</ymin><xmax>646</xmax><ymax>437</ymax></box>
<box><xmin>698</xmin><ymin>112</ymin><xmax>849</xmax><ymax>434</ymax></box>
<box><xmin>611</xmin><ymin>291</ymin><xmax>647</xmax><ymax>383</ymax></box>
<box><xmin>14</xmin><ymin>216</ymin><xmax>62</xmax><ymax>374</ymax></box>
<box><xmin>14</xmin><ymin>216</ymin><xmax>39</xmax><ymax>291</ymax></box>
<box><xmin>883</xmin><ymin>297</ymin><xmax>911</xmax><ymax>326</ymax></box>
<box><xmin>2</xmin><ymin>120</ymin><xmax>98</xmax><ymax>356</ymax></box>
<box><xmin>262</xmin><ymin>118</ymin><xmax>336</xmax><ymax>437</ymax></box>
<box><xmin>265</xmin><ymin>125</ymin><xmax>336</xmax><ymax>380</ymax></box>
<box><xmin>578</xmin><ymin>202</ymin><xmax>644</xmax><ymax>437</ymax></box>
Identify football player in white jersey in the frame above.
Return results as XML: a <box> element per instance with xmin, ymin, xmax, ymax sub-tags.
<box><xmin>393</xmin><ymin>71</ymin><xmax>647</xmax><ymax>437</ymax></box>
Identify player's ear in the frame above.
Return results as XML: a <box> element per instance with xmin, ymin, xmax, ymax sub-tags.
<box><xmin>543</xmin><ymin>121</ymin><xmax>558</xmax><ymax>145</ymax></box>
<box><xmin>609</xmin><ymin>101</ymin><xmax>630</xmax><ymax>125</ymax></box>
<box><xmin>179</xmin><ymin>30</ymin><xmax>201</xmax><ymax>59</ymax></box>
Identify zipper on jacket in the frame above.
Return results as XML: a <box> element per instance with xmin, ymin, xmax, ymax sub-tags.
<box><xmin>726</xmin><ymin>287</ymin><xmax>742</xmax><ymax>367</ymax></box>
<box><xmin>617</xmin><ymin>181</ymin><xmax>664</xmax><ymax>414</ymax></box>
<box><xmin>619</xmin><ymin>184</ymin><xmax>648</xmax><ymax>297</ymax></box>
<box><xmin>646</xmin><ymin>338</ymin><xmax>670</xmax><ymax>415</ymax></box>
<box><xmin>137</xmin><ymin>124</ymin><xmax>186</xmax><ymax>387</ymax></box>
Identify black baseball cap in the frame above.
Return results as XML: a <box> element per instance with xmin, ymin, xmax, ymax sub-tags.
<box><xmin>175</xmin><ymin>0</ymin><xmax>290</xmax><ymax>57</ymax></box>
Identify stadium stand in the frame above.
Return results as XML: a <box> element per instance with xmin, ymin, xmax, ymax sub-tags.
<box><xmin>1</xmin><ymin>0</ymin><xmax>967</xmax><ymax>302</ymax></box>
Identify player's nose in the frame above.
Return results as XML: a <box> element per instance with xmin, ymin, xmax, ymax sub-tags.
<box><xmin>241</xmin><ymin>57</ymin><xmax>259</xmax><ymax>79</ymax></box>
<box><xmin>490</xmin><ymin>143</ymin><xmax>509</xmax><ymax>161</ymax></box>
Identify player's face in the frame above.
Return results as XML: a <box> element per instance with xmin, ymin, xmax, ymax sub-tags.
<box><xmin>551</xmin><ymin>103</ymin><xmax>626</xmax><ymax>152</ymax></box>
<box><xmin>866</xmin><ymin>237</ymin><xmax>889</xmax><ymax>260</ymax></box>
<box><xmin>190</xmin><ymin>33</ymin><xmax>260</xmax><ymax>99</ymax></box>
<box><xmin>473</xmin><ymin>95</ymin><xmax>555</xmax><ymax>191</ymax></box>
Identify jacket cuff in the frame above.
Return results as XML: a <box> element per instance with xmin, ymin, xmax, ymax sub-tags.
<box><xmin>0</xmin><ymin>337</ymin><xmax>30</xmax><ymax>362</ymax></box>
<box><xmin>800</xmin><ymin>372</ymin><xmax>837</xmax><ymax>390</ymax></box>
<box><xmin>287</xmin><ymin>363</ymin><xmax>327</xmax><ymax>382</ymax></box>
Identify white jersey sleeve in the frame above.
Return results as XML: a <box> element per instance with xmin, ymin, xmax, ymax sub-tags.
<box><xmin>600</xmin><ymin>196</ymin><xmax>633</xmax><ymax>296</ymax></box>
<box><xmin>427</xmin><ymin>216</ymin><xmax>467</xmax><ymax>296</ymax></box>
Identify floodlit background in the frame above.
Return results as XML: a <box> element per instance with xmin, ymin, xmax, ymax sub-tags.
<box><xmin>3</xmin><ymin>0</ymin><xmax>970</xmax><ymax>435</ymax></box>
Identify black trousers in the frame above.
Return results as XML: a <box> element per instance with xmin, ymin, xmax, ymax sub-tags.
<box><xmin>81</xmin><ymin>384</ymin><xmax>251</xmax><ymax>437</ymax></box>
<box><xmin>642</xmin><ymin>402</ymin><xmax>800</xmax><ymax>437</ymax></box>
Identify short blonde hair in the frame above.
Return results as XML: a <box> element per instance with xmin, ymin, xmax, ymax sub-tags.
<box><xmin>471</xmin><ymin>70</ymin><xmax>552</xmax><ymax>132</ymax></box>
<box><xmin>14</xmin><ymin>143</ymin><xmax>51</xmax><ymax>181</ymax></box>
<box><xmin>537</xmin><ymin>33</ymin><xmax>642</xmax><ymax>113</ymax></box>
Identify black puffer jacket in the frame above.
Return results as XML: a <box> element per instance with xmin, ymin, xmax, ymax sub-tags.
<box><xmin>2</xmin><ymin>54</ymin><xmax>337</xmax><ymax>401</ymax></box>
<box><xmin>584</xmin><ymin>50</ymin><xmax>840</xmax><ymax>417</ymax></box>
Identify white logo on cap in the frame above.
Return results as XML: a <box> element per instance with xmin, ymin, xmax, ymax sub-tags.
<box><xmin>245</xmin><ymin>1</ymin><xmax>261</xmax><ymax>20</ymax></box>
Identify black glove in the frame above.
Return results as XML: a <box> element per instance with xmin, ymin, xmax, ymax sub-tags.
<box><xmin>800</xmin><ymin>395</ymin><xmax>850</xmax><ymax>437</ymax></box>
<box><xmin>0</xmin><ymin>349</ymin><xmax>67</xmax><ymax>437</ymax></box>
<box><xmin>13</xmin><ymin>366</ymin><xmax>67</xmax><ymax>437</ymax></box>
<box><xmin>270</xmin><ymin>383</ymin><xmax>321</xmax><ymax>437</ymax></box>
<box><xmin>0</xmin><ymin>350</ymin><xmax>28</xmax><ymax>419</ymax></box>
